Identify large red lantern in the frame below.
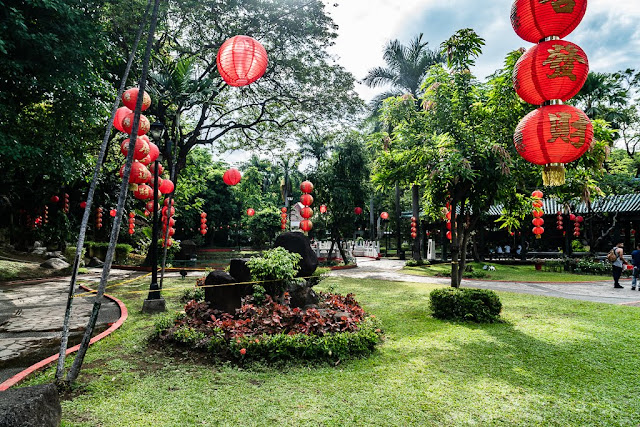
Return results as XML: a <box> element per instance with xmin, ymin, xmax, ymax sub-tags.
<box><xmin>300</xmin><ymin>181</ymin><xmax>314</xmax><ymax>194</ymax></box>
<box><xmin>300</xmin><ymin>219</ymin><xmax>313</xmax><ymax>232</ymax></box>
<box><xmin>133</xmin><ymin>184</ymin><xmax>153</xmax><ymax>200</ymax></box>
<box><xmin>533</xmin><ymin>226</ymin><xmax>545</xmax><ymax>237</ymax></box>
<box><xmin>158</xmin><ymin>179</ymin><xmax>174</xmax><ymax>194</ymax></box>
<box><xmin>513</xmin><ymin>40</ymin><xmax>588</xmax><ymax>105</ymax></box>
<box><xmin>247</xmin><ymin>208</ymin><xmax>255</xmax><ymax>216</ymax></box>
<box><xmin>532</xmin><ymin>218</ymin><xmax>544</xmax><ymax>226</ymax></box>
<box><xmin>149</xmin><ymin>161</ymin><xmax>163</xmax><ymax>176</ymax></box>
<box><xmin>514</xmin><ymin>104</ymin><xmax>593</xmax><ymax>185</ymax></box>
<box><xmin>300</xmin><ymin>194</ymin><xmax>314</xmax><ymax>206</ymax></box>
<box><xmin>147</xmin><ymin>142</ymin><xmax>160</xmax><ymax>163</ymax></box>
<box><xmin>532</xmin><ymin>190</ymin><xmax>544</xmax><ymax>199</ymax></box>
<box><xmin>216</xmin><ymin>36</ymin><xmax>268</xmax><ymax>87</ymax></box>
<box><xmin>223</xmin><ymin>168</ymin><xmax>242</xmax><ymax>186</ymax></box>
<box><xmin>120</xmin><ymin>161</ymin><xmax>151</xmax><ymax>184</ymax></box>
<box><xmin>122</xmin><ymin>88</ymin><xmax>151</xmax><ymax>111</ymax></box>
<box><xmin>354</xmin><ymin>207</ymin><xmax>363</xmax><ymax>215</ymax></box>
<box><xmin>380</xmin><ymin>211</ymin><xmax>389</xmax><ymax>220</ymax></box>
<box><xmin>510</xmin><ymin>0</ymin><xmax>587</xmax><ymax>44</ymax></box>
<box><xmin>120</xmin><ymin>137</ymin><xmax>150</xmax><ymax>160</ymax></box>
<box><xmin>301</xmin><ymin>207</ymin><xmax>313</xmax><ymax>219</ymax></box>
<box><xmin>121</xmin><ymin>112</ymin><xmax>150</xmax><ymax>136</ymax></box>
<box><xmin>113</xmin><ymin>107</ymin><xmax>132</xmax><ymax>133</ymax></box>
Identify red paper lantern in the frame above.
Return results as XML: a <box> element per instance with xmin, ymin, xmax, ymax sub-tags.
<box><xmin>158</xmin><ymin>179</ymin><xmax>174</xmax><ymax>194</ymax></box>
<box><xmin>281</xmin><ymin>224</ymin><xmax>286</xmax><ymax>230</ymax></box>
<box><xmin>50</xmin><ymin>196</ymin><xmax>59</xmax><ymax>203</ymax></box>
<box><xmin>575</xmin><ymin>215</ymin><xmax>583</xmax><ymax>222</ymax></box>
<box><xmin>113</xmin><ymin>107</ymin><xmax>132</xmax><ymax>133</ymax></box>
<box><xmin>446</xmin><ymin>222</ymin><xmax>452</xmax><ymax>230</ymax></box>
<box><xmin>300</xmin><ymin>219</ymin><xmax>313</xmax><ymax>232</ymax></box>
<box><xmin>533</xmin><ymin>226</ymin><xmax>544</xmax><ymax>236</ymax></box>
<box><xmin>411</xmin><ymin>227</ymin><xmax>417</xmax><ymax>233</ymax></box>
<box><xmin>531</xmin><ymin>190</ymin><xmax>544</xmax><ymax>199</ymax></box>
<box><xmin>121</xmin><ymin>112</ymin><xmax>150</xmax><ymax>136</ymax></box>
<box><xmin>147</xmin><ymin>142</ymin><xmax>160</xmax><ymax>163</ymax></box>
<box><xmin>411</xmin><ymin>216</ymin><xmax>416</xmax><ymax>222</ymax></box>
<box><xmin>320</xmin><ymin>205</ymin><xmax>328</xmax><ymax>214</ymax></box>
<box><xmin>200</xmin><ymin>212</ymin><xmax>207</xmax><ymax>218</ymax></box>
<box><xmin>161</xmin><ymin>206</ymin><xmax>175</xmax><ymax>217</ymax></box>
<box><xmin>133</xmin><ymin>184</ymin><xmax>153</xmax><ymax>200</ymax></box>
<box><xmin>281</xmin><ymin>207</ymin><xmax>287</xmax><ymax>214</ymax></box>
<box><xmin>532</xmin><ymin>209</ymin><xmax>544</xmax><ymax>218</ymax></box>
<box><xmin>300</xmin><ymin>181</ymin><xmax>314</xmax><ymax>194</ymax></box>
<box><xmin>223</xmin><ymin>168</ymin><xmax>242</xmax><ymax>186</ymax></box>
<box><xmin>164</xmin><ymin>198</ymin><xmax>174</xmax><ymax>206</ymax></box>
<box><xmin>110</xmin><ymin>209</ymin><xmax>117</xmax><ymax>217</ymax></box>
<box><xmin>445</xmin><ymin>211</ymin><xmax>452</xmax><ymax>221</ymax></box>
<box><xmin>411</xmin><ymin>232</ymin><xmax>417</xmax><ymax>239</ymax></box>
<box><xmin>145</xmin><ymin>201</ymin><xmax>157</xmax><ymax>212</ymax></box>
<box><xmin>128</xmin><ymin>212</ymin><xmax>135</xmax><ymax>218</ymax></box>
<box><xmin>120</xmin><ymin>161</ymin><xmax>151</xmax><ymax>184</ymax></box>
<box><xmin>532</xmin><ymin>218</ymin><xmax>544</xmax><ymax>226</ymax></box>
<box><xmin>280</xmin><ymin>213</ymin><xmax>288</xmax><ymax>219</ymax></box>
<box><xmin>569</xmin><ymin>214</ymin><xmax>576</xmax><ymax>221</ymax></box>
<box><xmin>122</xmin><ymin>88</ymin><xmax>151</xmax><ymax>111</ymax></box>
<box><xmin>246</xmin><ymin>208</ymin><xmax>255</xmax><ymax>216</ymax></box>
<box><xmin>128</xmin><ymin>228</ymin><xmax>135</xmax><ymax>235</ymax></box>
<box><xmin>200</xmin><ymin>229</ymin><xmax>207</xmax><ymax>235</ymax></box>
<box><xmin>510</xmin><ymin>0</ymin><xmax>587</xmax><ymax>43</ymax></box>
<box><xmin>301</xmin><ymin>207</ymin><xmax>313</xmax><ymax>219</ymax></box>
<box><xmin>216</xmin><ymin>35</ymin><xmax>268</xmax><ymax>87</ymax></box>
<box><xmin>300</xmin><ymin>194</ymin><xmax>314</xmax><ymax>206</ymax></box>
<box><xmin>354</xmin><ymin>207</ymin><xmax>363</xmax><ymax>215</ymax></box>
<box><xmin>446</xmin><ymin>231</ymin><xmax>452</xmax><ymax>240</ymax></box>
<box><xmin>281</xmin><ymin>218</ymin><xmax>287</xmax><ymax>225</ymax></box>
<box><xmin>120</xmin><ymin>137</ymin><xmax>150</xmax><ymax>160</ymax></box>
<box><xmin>80</xmin><ymin>201</ymin><xmax>87</xmax><ymax>209</ymax></box>
<box><xmin>513</xmin><ymin>40</ymin><xmax>588</xmax><ymax>105</ymax></box>
<box><xmin>149</xmin><ymin>161</ymin><xmax>163</xmax><ymax>176</ymax></box>
<box><xmin>532</xmin><ymin>200</ymin><xmax>543</xmax><ymax>208</ymax></box>
<box><xmin>380</xmin><ymin>211</ymin><xmax>389</xmax><ymax>220</ymax></box>
<box><xmin>514</xmin><ymin>104</ymin><xmax>593</xmax><ymax>185</ymax></box>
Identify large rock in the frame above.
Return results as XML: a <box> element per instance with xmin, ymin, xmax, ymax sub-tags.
<box><xmin>229</xmin><ymin>258</ymin><xmax>252</xmax><ymax>283</ymax></box>
<box><xmin>177</xmin><ymin>239</ymin><xmax>197</xmax><ymax>259</ymax></box>
<box><xmin>40</xmin><ymin>258</ymin><xmax>70</xmax><ymax>270</ymax></box>
<box><xmin>45</xmin><ymin>251</ymin><xmax>62</xmax><ymax>259</ymax></box>
<box><xmin>202</xmin><ymin>271</ymin><xmax>252</xmax><ymax>313</ymax></box>
<box><xmin>274</xmin><ymin>232</ymin><xmax>318</xmax><ymax>278</ymax></box>
<box><xmin>0</xmin><ymin>383</ymin><xmax>61</xmax><ymax>427</ymax></box>
<box><xmin>287</xmin><ymin>282</ymin><xmax>320</xmax><ymax>309</ymax></box>
<box><xmin>88</xmin><ymin>257</ymin><xmax>104</xmax><ymax>267</ymax></box>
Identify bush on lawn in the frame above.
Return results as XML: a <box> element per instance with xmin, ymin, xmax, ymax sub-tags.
<box><xmin>429</xmin><ymin>288</ymin><xmax>502</xmax><ymax>323</ymax></box>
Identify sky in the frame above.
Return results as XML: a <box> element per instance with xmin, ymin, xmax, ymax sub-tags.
<box><xmin>325</xmin><ymin>0</ymin><xmax>640</xmax><ymax>103</ymax></box>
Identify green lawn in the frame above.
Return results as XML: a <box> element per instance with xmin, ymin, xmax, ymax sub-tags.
<box><xmin>403</xmin><ymin>261</ymin><xmax>613</xmax><ymax>282</ymax></box>
<box><xmin>0</xmin><ymin>259</ymin><xmax>58</xmax><ymax>282</ymax></box>
<box><xmin>23</xmin><ymin>275</ymin><xmax>640</xmax><ymax>426</ymax></box>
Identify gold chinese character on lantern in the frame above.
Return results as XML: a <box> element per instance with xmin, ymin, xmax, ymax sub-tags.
<box><xmin>539</xmin><ymin>0</ymin><xmax>576</xmax><ymax>14</ymax></box>
<box><xmin>542</xmin><ymin>44</ymin><xmax>586</xmax><ymax>81</ymax></box>
<box><xmin>547</xmin><ymin>112</ymin><xmax>588</xmax><ymax>148</ymax></box>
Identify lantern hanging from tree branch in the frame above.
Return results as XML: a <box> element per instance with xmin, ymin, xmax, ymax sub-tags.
<box><xmin>223</xmin><ymin>168</ymin><xmax>242</xmax><ymax>186</ymax></box>
<box><xmin>216</xmin><ymin>35</ymin><xmax>268</xmax><ymax>87</ymax></box>
<box><xmin>122</xmin><ymin>88</ymin><xmax>151</xmax><ymax>111</ymax></box>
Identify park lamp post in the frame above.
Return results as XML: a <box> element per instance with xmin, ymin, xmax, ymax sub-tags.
<box><xmin>142</xmin><ymin>120</ymin><xmax>166</xmax><ymax>313</ymax></box>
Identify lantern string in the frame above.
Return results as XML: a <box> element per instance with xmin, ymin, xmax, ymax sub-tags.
<box><xmin>55</xmin><ymin>0</ymin><xmax>153</xmax><ymax>383</ymax></box>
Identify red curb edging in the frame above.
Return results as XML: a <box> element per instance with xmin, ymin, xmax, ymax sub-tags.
<box><xmin>0</xmin><ymin>285</ymin><xmax>128</xmax><ymax>391</ymax></box>
<box><xmin>329</xmin><ymin>264</ymin><xmax>358</xmax><ymax>270</ymax></box>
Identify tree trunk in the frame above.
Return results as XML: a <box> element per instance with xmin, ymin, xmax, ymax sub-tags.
<box><xmin>337</xmin><ymin>236</ymin><xmax>348</xmax><ymax>264</ymax></box>
<box><xmin>395</xmin><ymin>183</ymin><xmax>401</xmax><ymax>256</ymax></box>
<box><xmin>450</xmin><ymin>201</ymin><xmax>460</xmax><ymax>288</ymax></box>
<box><xmin>411</xmin><ymin>184</ymin><xmax>421</xmax><ymax>261</ymax></box>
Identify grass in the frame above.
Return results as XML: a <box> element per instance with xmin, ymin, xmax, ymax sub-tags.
<box><xmin>403</xmin><ymin>261</ymin><xmax>613</xmax><ymax>282</ymax></box>
<box><xmin>0</xmin><ymin>259</ymin><xmax>59</xmax><ymax>282</ymax></box>
<box><xmin>21</xmin><ymin>275</ymin><xmax>640</xmax><ymax>426</ymax></box>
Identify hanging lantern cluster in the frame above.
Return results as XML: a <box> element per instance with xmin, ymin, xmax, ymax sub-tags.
<box><xmin>280</xmin><ymin>207</ymin><xmax>287</xmax><ymax>230</ymax></box>
<box><xmin>511</xmin><ymin>0</ymin><xmax>592</xmax><ymax>186</ymax></box>
<box><xmin>200</xmin><ymin>212</ymin><xmax>208</xmax><ymax>236</ymax></box>
<box><xmin>223</xmin><ymin>168</ymin><xmax>242</xmax><ymax>186</ymax></box>
<box><xmin>531</xmin><ymin>190</ymin><xmax>545</xmax><ymax>239</ymax></box>
<box><xmin>128</xmin><ymin>212</ymin><xmax>135</xmax><ymax>235</ymax></box>
<box><xmin>556</xmin><ymin>210</ymin><xmax>563</xmax><ymax>231</ymax></box>
<box><xmin>410</xmin><ymin>216</ymin><xmax>418</xmax><ymax>239</ymax></box>
<box><xmin>44</xmin><ymin>206</ymin><xmax>49</xmax><ymax>225</ymax></box>
<box><xmin>380</xmin><ymin>211</ymin><xmax>389</xmax><ymax>220</ymax></box>
<box><xmin>96</xmin><ymin>207</ymin><xmax>103</xmax><ymax>229</ymax></box>
<box><xmin>161</xmin><ymin>199</ymin><xmax>176</xmax><ymax>247</ymax></box>
<box><xmin>300</xmin><ymin>180</ymin><xmax>314</xmax><ymax>232</ymax></box>
<box><xmin>63</xmin><ymin>193</ymin><xmax>70</xmax><ymax>214</ymax></box>
<box><xmin>444</xmin><ymin>203</ymin><xmax>452</xmax><ymax>241</ymax></box>
<box><xmin>217</xmin><ymin>35</ymin><xmax>268</xmax><ymax>87</ymax></box>
<box><xmin>573</xmin><ymin>214</ymin><xmax>583</xmax><ymax>237</ymax></box>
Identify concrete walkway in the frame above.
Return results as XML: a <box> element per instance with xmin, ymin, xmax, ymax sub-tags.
<box><xmin>332</xmin><ymin>258</ymin><xmax>640</xmax><ymax>306</ymax></box>
<box><xmin>0</xmin><ymin>270</ymin><xmax>136</xmax><ymax>383</ymax></box>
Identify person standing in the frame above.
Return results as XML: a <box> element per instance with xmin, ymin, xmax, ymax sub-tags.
<box><xmin>612</xmin><ymin>242</ymin><xmax>629</xmax><ymax>289</ymax></box>
<box><xmin>631</xmin><ymin>243</ymin><xmax>640</xmax><ymax>290</ymax></box>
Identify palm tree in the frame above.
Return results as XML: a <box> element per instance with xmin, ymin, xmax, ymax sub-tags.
<box><xmin>298</xmin><ymin>131</ymin><xmax>334</xmax><ymax>169</ymax></box>
<box><xmin>364</xmin><ymin>34</ymin><xmax>444</xmax><ymax>261</ymax></box>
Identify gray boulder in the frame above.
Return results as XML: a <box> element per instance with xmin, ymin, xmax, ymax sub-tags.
<box><xmin>274</xmin><ymin>232</ymin><xmax>318</xmax><ymax>277</ymax></box>
<box><xmin>287</xmin><ymin>282</ymin><xmax>319</xmax><ymax>308</ymax></box>
<box><xmin>45</xmin><ymin>251</ymin><xmax>62</xmax><ymax>259</ymax></box>
<box><xmin>87</xmin><ymin>257</ymin><xmax>104</xmax><ymax>267</ymax></box>
<box><xmin>202</xmin><ymin>271</ymin><xmax>252</xmax><ymax>313</ymax></box>
<box><xmin>229</xmin><ymin>258</ymin><xmax>252</xmax><ymax>283</ymax></box>
<box><xmin>40</xmin><ymin>258</ymin><xmax>70</xmax><ymax>270</ymax></box>
<box><xmin>0</xmin><ymin>383</ymin><xmax>61</xmax><ymax>427</ymax></box>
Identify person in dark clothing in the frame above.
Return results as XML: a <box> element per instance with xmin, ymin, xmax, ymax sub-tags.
<box><xmin>612</xmin><ymin>242</ymin><xmax>629</xmax><ymax>289</ymax></box>
<box><xmin>631</xmin><ymin>244</ymin><xmax>640</xmax><ymax>290</ymax></box>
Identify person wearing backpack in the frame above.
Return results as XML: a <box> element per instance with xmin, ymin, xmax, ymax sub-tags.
<box><xmin>631</xmin><ymin>243</ymin><xmax>640</xmax><ymax>290</ymax></box>
<box><xmin>610</xmin><ymin>242</ymin><xmax>629</xmax><ymax>289</ymax></box>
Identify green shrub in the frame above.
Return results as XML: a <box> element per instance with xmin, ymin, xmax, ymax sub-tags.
<box><xmin>462</xmin><ymin>271</ymin><xmax>488</xmax><ymax>279</ymax></box>
<box><xmin>429</xmin><ymin>288</ymin><xmax>502</xmax><ymax>323</ymax></box>
<box><xmin>247</xmin><ymin>247</ymin><xmax>302</xmax><ymax>281</ymax></box>
<box><xmin>179</xmin><ymin>287</ymin><xmax>205</xmax><ymax>304</ymax></box>
<box><xmin>64</xmin><ymin>246</ymin><xmax>86</xmax><ymax>262</ymax></box>
<box><xmin>405</xmin><ymin>259</ymin><xmax>428</xmax><ymax>267</ymax></box>
<box><xmin>84</xmin><ymin>241</ymin><xmax>133</xmax><ymax>263</ymax></box>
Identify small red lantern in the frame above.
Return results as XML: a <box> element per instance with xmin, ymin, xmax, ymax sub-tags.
<box><xmin>301</xmin><ymin>207</ymin><xmax>313</xmax><ymax>219</ymax></box>
<box><xmin>113</xmin><ymin>107</ymin><xmax>132</xmax><ymax>133</ymax></box>
<box><xmin>300</xmin><ymin>219</ymin><xmax>313</xmax><ymax>232</ymax></box>
<box><xmin>247</xmin><ymin>208</ymin><xmax>255</xmax><ymax>216</ymax></box>
<box><xmin>216</xmin><ymin>35</ymin><xmax>268</xmax><ymax>87</ymax></box>
<box><xmin>281</xmin><ymin>218</ymin><xmax>287</xmax><ymax>225</ymax></box>
<box><xmin>121</xmin><ymin>112</ymin><xmax>150</xmax><ymax>136</ymax></box>
<box><xmin>411</xmin><ymin>227</ymin><xmax>417</xmax><ymax>233</ymax></box>
<box><xmin>223</xmin><ymin>168</ymin><xmax>242</xmax><ymax>186</ymax></box>
<box><xmin>411</xmin><ymin>232</ymin><xmax>417</xmax><ymax>239</ymax></box>
<box><xmin>300</xmin><ymin>194</ymin><xmax>314</xmax><ymax>206</ymax></box>
<box><xmin>532</xmin><ymin>200</ymin><xmax>543</xmax><ymax>208</ymax></box>
<box><xmin>514</xmin><ymin>104</ymin><xmax>593</xmax><ymax>186</ymax></box>
<box><xmin>576</xmin><ymin>215</ymin><xmax>583</xmax><ymax>223</ymax></box>
<box><xmin>513</xmin><ymin>40</ymin><xmax>588</xmax><ymax>105</ymax></box>
<box><xmin>159</xmin><ymin>179</ymin><xmax>175</xmax><ymax>194</ymax></box>
<box><xmin>281</xmin><ymin>207</ymin><xmax>287</xmax><ymax>214</ymax></box>
<box><xmin>50</xmin><ymin>195</ymin><xmax>59</xmax><ymax>203</ymax></box>
<box><xmin>320</xmin><ymin>204</ymin><xmax>328</xmax><ymax>214</ymax></box>
<box><xmin>531</xmin><ymin>190</ymin><xmax>544</xmax><ymax>199</ymax></box>
<box><xmin>164</xmin><ymin>198</ymin><xmax>174</xmax><ymax>207</ymax></box>
<box><xmin>569</xmin><ymin>214</ymin><xmax>576</xmax><ymax>221</ymax></box>
<box><xmin>446</xmin><ymin>222</ymin><xmax>452</xmax><ymax>230</ymax></box>
<box><xmin>79</xmin><ymin>201</ymin><xmax>87</xmax><ymax>209</ymax></box>
<box><xmin>411</xmin><ymin>216</ymin><xmax>416</xmax><ymax>222</ymax></box>
<box><xmin>300</xmin><ymin>181</ymin><xmax>314</xmax><ymax>194</ymax></box>
<box><xmin>446</xmin><ymin>231</ymin><xmax>452</xmax><ymax>240</ymax></box>
<box><xmin>532</xmin><ymin>218</ymin><xmax>544</xmax><ymax>226</ymax></box>
<box><xmin>145</xmin><ymin>201</ymin><xmax>157</xmax><ymax>212</ymax></box>
<box><xmin>380</xmin><ymin>211</ymin><xmax>389</xmax><ymax>220</ymax></box>
<box><xmin>533</xmin><ymin>226</ymin><xmax>545</xmax><ymax>238</ymax></box>
<box><xmin>445</xmin><ymin>211</ymin><xmax>452</xmax><ymax>221</ymax></box>
<box><xmin>133</xmin><ymin>184</ymin><xmax>153</xmax><ymax>200</ymax></box>
<box><xmin>354</xmin><ymin>207</ymin><xmax>363</xmax><ymax>215</ymax></box>
<box><xmin>532</xmin><ymin>209</ymin><xmax>544</xmax><ymax>218</ymax></box>
<box><xmin>510</xmin><ymin>0</ymin><xmax>587</xmax><ymax>43</ymax></box>
<box><xmin>110</xmin><ymin>209</ymin><xmax>117</xmax><ymax>217</ymax></box>
<box><xmin>280</xmin><ymin>213</ymin><xmax>287</xmax><ymax>219</ymax></box>
<box><xmin>280</xmin><ymin>224</ymin><xmax>286</xmax><ymax>230</ymax></box>
<box><xmin>122</xmin><ymin>88</ymin><xmax>151</xmax><ymax>111</ymax></box>
<box><xmin>200</xmin><ymin>212</ymin><xmax>206</xmax><ymax>218</ymax></box>
<box><xmin>161</xmin><ymin>206</ymin><xmax>175</xmax><ymax>217</ymax></box>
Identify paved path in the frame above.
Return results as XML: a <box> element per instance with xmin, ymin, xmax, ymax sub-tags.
<box><xmin>332</xmin><ymin>258</ymin><xmax>640</xmax><ymax>306</ymax></box>
<box><xmin>0</xmin><ymin>270</ymin><xmax>135</xmax><ymax>383</ymax></box>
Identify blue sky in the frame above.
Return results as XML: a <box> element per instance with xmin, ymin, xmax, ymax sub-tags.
<box><xmin>326</xmin><ymin>0</ymin><xmax>640</xmax><ymax>102</ymax></box>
